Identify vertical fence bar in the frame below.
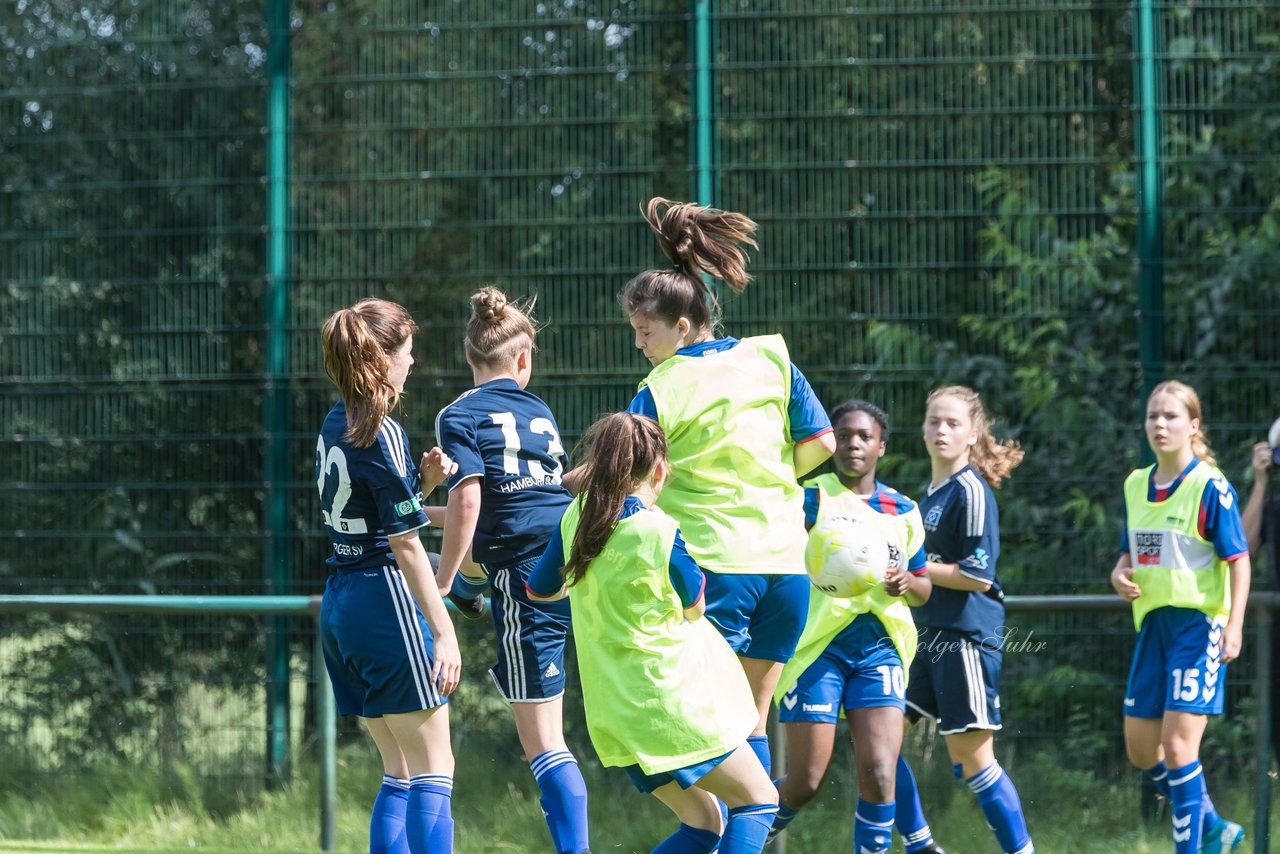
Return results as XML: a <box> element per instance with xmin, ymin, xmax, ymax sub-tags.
<box><xmin>315</xmin><ymin>620</ymin><xmax>337</xmax><ymax>852</ymax></box>
<box><xmin>263</xmin><ymin>0</ymin><xmax>294</xmax><ymax>787</ymax></box>
<box><xmin>1254</xmin><ymin>604</ymin><xmax>1272</xmax><ymax>854</ymax></box>
<box><xmin>693</xmin><ymin>0</ymin><xmax>715</xmax><ymax>207</ymax></box>
<box><xmin>1134</xmin><ymin>0</ymin><xmax>1165</xmax><ymax>403</ymax></box>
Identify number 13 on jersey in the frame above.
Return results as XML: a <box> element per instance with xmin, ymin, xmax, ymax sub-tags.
<box><xmin>490</xmin><ymin>412</ymin><xmax>566</xmax><ymax>483</ymax></box>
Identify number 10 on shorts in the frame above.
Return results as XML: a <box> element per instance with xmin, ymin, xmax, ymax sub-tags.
<box><xmin>876</xmin><ymin>664</ymin><xmax>905</xmax><ymax>698</ymax></box>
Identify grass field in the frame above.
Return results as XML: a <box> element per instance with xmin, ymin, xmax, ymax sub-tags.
<box><xmin>0</xmin><ymin>732</ymin><xmax>1269</xmax><ymax>850</ymax></box>
<box><xmin>0</xmin><ymin>742</ymin><xmax>1270</xmax><ymax>852</ymax></box>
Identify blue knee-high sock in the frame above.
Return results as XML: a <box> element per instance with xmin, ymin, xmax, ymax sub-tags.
<box><xmin>853</xmin><ymin>799</ymin><xmax>894</xmax><ymax>854</ymax></box>
<box><xmin>1168</xmin><ymin>760</ymin><xmax>1205</xmax><ymax>854</ymax></box>
<box><xmin>747</xmin><ymin>735</ymin><xmax>771</xmax><ymax>777</ymax></box>
<box><xmin>450</xmin><ymin>571</ymin><xmax>487</xmax><ymax>598</ymax></box>
<box><xmin>1151</xmin><ymin>762</ymin><xmax>1220</xmax><ymax>836</ymax></box>
<box><xmin>530</xmin><ymin>750</ymin><xmax>590</xmax><ymax>854</ymax></box>
<box><xmin>651</xmin><ymin>822</ymin><xmax>721</xmax><ymax>854</ymax></box>
<box><xmin>407</xmin><ymin>774</ymin><xmax>453</xmax><ymax>854</ymax></box>
<box><xmin>1144</xmin><ymin>760</ymin><xmax>1171</xmax><ymax>798</ymax></box>
<box><xmin>894</xmin><ymin>757</ymin><xmax>937</xmax><ymax>853</ymax></box>
<box><xmin>719</xmin><ymin>804</ymin><xmax>778</xmax><ymax>854</ymax></box>
<box><xmin>1201</xmin><ymin>788</ymin><xmax>1221</xmax><ymax>835</ymax></box>
<box><xmin>371</xmin><ymin>775</ymin><xmax>410</xmax><ymax>854</ymax></box>
<box><xmin>766</xmin><ymin>781</ymin><xmax>798</xmax><ymax>841</ymax></box>
<box><xmin>966</xmin><ymin>763</ymin><xmax>1033</xmax><ymax>854</ymax></box>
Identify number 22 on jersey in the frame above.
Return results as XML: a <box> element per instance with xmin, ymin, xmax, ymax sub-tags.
<box><xmin>316</xmin><ymin>436</ymin><xmax>369</xmax><ymax>534</ymax></box>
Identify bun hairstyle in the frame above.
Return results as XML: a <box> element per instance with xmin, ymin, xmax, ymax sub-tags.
<box><xmin>620</xmin><ymin>197</ymin><xmax>759</xmax><ymax>334</ymax></box>
<box><xmin>564</xmin><ymin>413</ymin><xmax>668</xmax><ymax>585</ymax></box>
<box><xmin>321</xmin><ymin>298</ymin><xmax>417</xmax><ymax>447</ymax></box>
<box><xmin>927</xmin><ymin>385</ymin><xmax>1024</xmax><ymax>489</ymax></box>
<box><xmin>464</xmin><ymin>286</ymin><xmax>538</xmax><ymax>370</ymax></box>
<box><xmin>1148</xmin><ymin>380</ymin><xmax>1217</xmax><ymax>467</ymax></box>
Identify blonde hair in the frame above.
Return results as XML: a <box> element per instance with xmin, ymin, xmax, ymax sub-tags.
<box><xmin>1148</xmin><ymin>380</ymin><xmax>1216</xmax><ymax>467</ymax></box>
<box><xmin>321</xmin><ymin>299</ymin><xmax>416</xmax><ymax>447</ymax></box>
<box><xmin>464</xmin><ymin>286</ymin><xmax>537</xmax><ymax>369</ymax></box>
<box><xmin>926</xmin><ymin>385</ymin><xmax>1024</xmax><ymax>489</ymax></box>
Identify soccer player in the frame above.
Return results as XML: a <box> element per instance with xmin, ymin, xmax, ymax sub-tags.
<box><xmin>898</xmin><ymin>385</ymin><xmax>1034</xmax><ymax>854</ymax></box>
<box><xmin>1110</xmin><ymin>380</ymin><xmax>1249</xmax><ymax>854</ymax></box>
<box><xmin>528</xmin><ymin>412</ymin><xmax>778</xmax><ymax>854</ymax></box>
<box><xmin>316</xmin><ymin>298</ymin><xmax>461</xmax><ymax>854</ymax></box>
<box><xmin>433</xmin><ymin>286</ymin><xmax>590</xmax><ymax>854</ymax></box>
<box><xmin>769</xmin><ymin>400</ymin><xmax>940</xmax><ymax>854</ymax></box>
<box><xmin>618</xmin><ymin>197</ymin><xmax>836</xmax><ymax>776</ymax></box>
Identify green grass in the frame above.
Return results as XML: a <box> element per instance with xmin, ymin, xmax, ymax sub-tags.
<box><xmin>0</xmin><ymin>746</ymin><xmax>1269</xmax><ymax>853</ymax></box>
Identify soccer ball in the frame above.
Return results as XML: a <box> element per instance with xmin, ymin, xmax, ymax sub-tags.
<box><xmin>804</xmin><ymin>515</ymin><xmax>890</xmax><ymax>598</ymax></box>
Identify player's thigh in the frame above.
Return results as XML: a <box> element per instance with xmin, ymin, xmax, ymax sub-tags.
<box><xmin>361</xmin><ymin>716</ymin><xmax>408</xmax><ymax>779</ymax></box>
<box><xmin>383</xmin><ymin>705</ymin><xmax>453</xmax><ymax>777</ymax></box>
<box><xmin>1161</xmin><ymin>710</ymin><xmax>1209</xmax><ymax>767</ymax></box>
<box><xmin>848</xmin><ymin>706</ymin><xmax>904</xmax><ymax>785</ymax></box>
<box><xmin>780</xmin><ymin>722</ymin><xmax>839</xmax><ymax>799</ymax></box>
<box><xmin>511</xmin><ymin>695</ymin><xmax>568</xmax><ymax>761</ymax></box>
<box><xmin>651</xmin><ymin>782</ymin><xmax>723</xmax><ymax>833</ymax></box>
<box><xmin>696</xmin><ymin>743</ymin><xmax>779</xmax><ymax>809</ymax></box>
<box><xmin>1123</xmin><ymin>715</ymin><xmax>1164</xmax><ymax>768</ymax></box>
<box><xmin>942</xmin><ymin>728</ymin><xmax>995</xmax><ymax>777</ymax></box>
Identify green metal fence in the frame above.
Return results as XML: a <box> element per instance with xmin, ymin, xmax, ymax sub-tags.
<box><xmin>3</xmin><ymin>0</ymin><xmax>1279</xmax><ymax>828</ymax></box>
<box><xmin>0</xmin><ymin>593</ymin><xmax>1272</xmax><ymax>851</ymax></box>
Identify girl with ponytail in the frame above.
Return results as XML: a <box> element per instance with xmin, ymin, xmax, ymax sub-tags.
<box><xmin>528</xmin><ymin>413</ymin><xmax>779</xmax><ymax>854</ymax></box>
<box><xmin>898</xmin><ymin>385</ymin><xmax>1035</xmax><ymax>854</ymax></box>
<box><xmin>618</xmin><ymin>198</ymin><xmax>836</xmax><ymax>777</ymax></box>
<box><xmin>1110</xmin><ymin>380</ymin><xmax>1250</xmax><ymax>853</ymax></box>
<box><xmin>433</xmin><ymin>286</ymin><xmax>591</xmax><ymax>854</ymax></box>
<box><xmin>316</xmin><ymin>298</ymin><xmax>461</xmax><ymax>853</ymax></box>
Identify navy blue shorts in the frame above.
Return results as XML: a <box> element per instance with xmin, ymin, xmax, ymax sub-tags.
<box><xmin>704</xmin><ymin>571</ymin><xmax>809</xmax><ymax>663</ymax></box>
<box><xmin>625</xmin><ymin>748</ymin><xmax>736</xmax><ymax>794</ymax></box>
<box><xmin>779</xmin><ymin>613</ymin><xmax>906</xmax><ymax>723</ymax></box>
<box><xmin>320</xmin><ymin>566</ymin><xmax>447</xmax><ymax>717</ymax></box>
<box><xmin>1125</xmin><ymin>606</ymin><xmax>1227</xmax><ymax>718</ymax></box>
<box><xmin>904</xmin><ymin>626</ymin><xmax>1001</xmax><ymax>735</ymax></box>
<box><xmin>486</xmin><ymin>557</ymin><xmax>572</xmax><ymax>703</ymax></box>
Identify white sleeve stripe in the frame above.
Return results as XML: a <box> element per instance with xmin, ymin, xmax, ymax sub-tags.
<box><xmin>958</xmin><ymin>470</ymin><xmax>986</xmax><ymax>537</ymax></box>
<box><xmin>957</xmin><ymin>568</ymin><xmax>991</xmax><ymax>584</ymax></box>
<box><xmin>379</xmin><ymin>422</ymin><xmax>408</xmax><ymax>478</ymax></box>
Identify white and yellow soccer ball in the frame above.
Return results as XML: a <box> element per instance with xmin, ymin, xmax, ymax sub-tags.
<box><xmin>804</xmin><ymin>515</ymin><xmax>891</xmax><ymax>598</ymax></box>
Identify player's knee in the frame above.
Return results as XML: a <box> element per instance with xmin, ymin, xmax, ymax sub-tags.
<box><xmin>858</xmin><ymin>754</ymin><xmax>896</xmax><ymax>802</ymax></box>
<box><xmin>1160</xmin><ymin>734</ymin><xmax>1198</xmax><ymax>767</ymax></box>
<box><xmin>778</xmin><ymin>770</ymin><xmax>823</xmax><ymax>807</ymax></box>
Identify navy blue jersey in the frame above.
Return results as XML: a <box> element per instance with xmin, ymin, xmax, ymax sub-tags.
<box><xmin>316</xmin><ymin>401</ymin><xmax>430</xmax><ymax>571</ymax></box>
<box><xmin>435</xmin><ymin>378</ymin><xmax>573</xmax><ymax>566</ymax></box>
<box><xmin>912</xmin><ymin>465</ymin><xmax>1005</xmax><ymax>636</ymax></box>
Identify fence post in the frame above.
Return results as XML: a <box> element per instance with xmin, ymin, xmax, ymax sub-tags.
<box><xmin>1134</xmin><ymin>0</ymin><xmax>1165</xmax><ymax>403</ymax></box>
<box><xmin>1254</xmin><ymin>603</ymin><xmax>1272</xmax><ymax>854</ymax></box>
<box><xmin>263</xmin><ymin>0</ymin><xmax>294</xmax><ymax>787</ymax></box>
<box><xmin>693</xmin><ymin>0</ymin><xmax>715</xmax><ymax>207</ymax></box>
<box><xmin>315</xmin><ymin>620</ymin><xmax>337</xmax><ymax>852</ymax></box>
